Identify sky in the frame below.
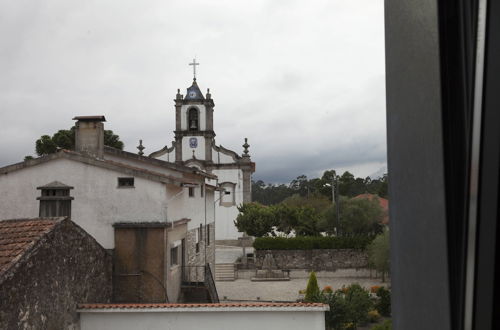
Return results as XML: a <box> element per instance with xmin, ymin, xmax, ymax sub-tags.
<box><xmin>0</xmin><ymin>0</ymin><xmax>386</xmax><ymax>184</ymax></box>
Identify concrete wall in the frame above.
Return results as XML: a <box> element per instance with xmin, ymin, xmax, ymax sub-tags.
<box><xmin>80</xmin><ymin>308</ymin><xmax>326</xmax><ymax>330</ymax></box>
<box><xmin>0</xmin><ymin>158</ymin><xmax>207</xmax><ymax>249</ymax></box>
<box><xmin>255</xmin><ymin>249</ymin><xmax>369</xmax><ymax>271</ymax></box>
<box><xmin>0</xmin><ymin>220</ymin><xmax>112</xmax><ymax>330</ymax></box>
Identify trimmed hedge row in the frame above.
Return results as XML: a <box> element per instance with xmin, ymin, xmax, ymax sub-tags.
<box><xmin>253</xmin><ymin>236</ymin><xmax>374</xmax><ymax>250</ymax></box>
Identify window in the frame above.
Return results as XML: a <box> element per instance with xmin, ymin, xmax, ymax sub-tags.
<box><xmin>170</xmin><ymin>246</ymin><xmax>178</xmax><ymax>266</ymax></box>
<box><xmin>188</xmin><ymin>108</ymin><xmax>199</xmax><ymax>130</ymax></box>
<box><xmin>206</xmin><ymin>224</ymin><xmax>210</xmax><ymax>246</ymax></box>
<box><xmin>188</xmin><ymin>187</ymin><xmax>194</xmax><ymax>197</ymax></box>
<box><xmin>118</xmin><ymin>177</ymin><xmax>134</xmax><ymax>188</ymax></box>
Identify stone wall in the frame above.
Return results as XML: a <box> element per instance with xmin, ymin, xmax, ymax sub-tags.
<box><xmin>0</xmin><ymin>220</ymin><xmax>112</xmax><ymax>330</ymax></box>
<box><xmin>186</xmin><ymin>222</ymin><xmax>215</xmax><ymax>282</ymax></box>
<box><xmin>255</xmin><ymin>249</ymin><xmax>368</xmax><ymax>271</ymax></box>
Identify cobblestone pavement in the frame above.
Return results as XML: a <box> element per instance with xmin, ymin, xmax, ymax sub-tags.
<box><xmin>216</xmin><ymin>277</ymin><xmax>387</xmax><ymax>302</ymax></box>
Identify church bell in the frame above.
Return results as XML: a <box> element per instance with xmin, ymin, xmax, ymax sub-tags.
<box><xmin>190</xmin><ymin>120</ymin><xmax>197</xmax><ymax>130</ymax></box>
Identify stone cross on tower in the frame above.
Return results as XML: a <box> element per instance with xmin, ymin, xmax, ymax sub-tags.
<box><xmin>189</xmin><ymin>58</ymin><xmax>199</xmax><ymax>79</ymax></box>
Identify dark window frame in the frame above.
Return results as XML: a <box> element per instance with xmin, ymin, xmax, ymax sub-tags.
<box><xmin>117</xmin><ymin>177</ymin><xmax>135</xmax><ymax>188</ymax></box>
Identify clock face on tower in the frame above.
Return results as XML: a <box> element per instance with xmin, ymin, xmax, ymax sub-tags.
<box><xmin>189</xmin><ymin>91</ymin><xmax>196</xmax><ymax>98</ymax></box>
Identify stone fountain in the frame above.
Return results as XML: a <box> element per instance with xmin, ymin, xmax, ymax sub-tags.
<box><xmin>251</xmin><ymin>253</ymin><xmax>290</xmax><ymax>281</ymax></box>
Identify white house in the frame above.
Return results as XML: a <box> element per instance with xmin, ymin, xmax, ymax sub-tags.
<box><xmin>150</xmin><ymin>78</ymin><xmax>255</xmax><ymax>241</ymax></box>
<box><xmin>0</xmin><ymin>115</ymin><xmax>218</xmax><ymax>303</ymax></box>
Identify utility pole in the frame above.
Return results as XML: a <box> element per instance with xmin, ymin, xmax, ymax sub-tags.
<box><xmin>335</xmin><ymin>175</ymin><xmax>340</xmax><ymax>236</ymax></box>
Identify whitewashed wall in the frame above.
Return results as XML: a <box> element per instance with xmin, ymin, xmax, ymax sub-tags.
<box><xmin>213</xmin><ymin>168</ymin><xmax>243</xmax><ymax>240</ymax></box>
<box><xmin>0</xmin><ymin>158</ymin><xmax>207</xmax><ymax>249</ymax></box>
<box><xmin>182</xmin><ymin>137</ymin><xmax>206</xmax><ymax>161</ymax></box>
<box><xmin>79</xmin><ymin>307</ymin><xmax>327</xmax><ymax>330</ymax></box>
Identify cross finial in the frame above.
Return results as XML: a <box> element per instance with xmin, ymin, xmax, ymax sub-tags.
<box><xmin>137</xmin><ymin>139</ymin><xmax>145</xmax><ymax>156</ymax></box>
<box><xmin>189</xmin><ymin>58</ymin><xmax>200</xmax><ymax>79</ymax></box>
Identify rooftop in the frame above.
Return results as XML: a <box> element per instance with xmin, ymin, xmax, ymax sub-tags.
<box><xmin>78</xmin><ymin>302</ymin><xmax>329</xmax><ymax>312</ymax></box>
<box><xmin>0</xmin><ymin>218</ymin><xmax>64</xmax><ymax>277</ymax></box>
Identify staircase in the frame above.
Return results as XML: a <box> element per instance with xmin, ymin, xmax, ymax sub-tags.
<box><xmin>215</xmin><ymin>263</ymin><xmax>236</xmax><ymax>281</ymax></box>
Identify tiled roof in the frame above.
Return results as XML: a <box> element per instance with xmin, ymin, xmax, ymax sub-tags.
<box><xmin>0</xmin><ymin>218</ymin><xmax>64</xmax><ymax>277</ymax></box>
<box><xmin>78</xmin><ymin>302</ymin><xmax>327</xmax><ymax>310</ymax></box>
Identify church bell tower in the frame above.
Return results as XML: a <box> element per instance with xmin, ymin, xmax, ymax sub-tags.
<box><xmin>173</xmin><ymin>59</ymin><xmax>215</xmax><ymax>164</ymax></box>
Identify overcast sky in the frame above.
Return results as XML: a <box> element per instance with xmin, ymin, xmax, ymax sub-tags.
<box><xmin>0</xmin><ymin>0</ymin><xmax>386</xmax><ymax>183</ymax></box>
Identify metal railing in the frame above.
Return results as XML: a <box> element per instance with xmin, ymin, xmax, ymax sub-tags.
<box><xmin>181</xmin><ymin>264</ymin><xmax>219</xmax><ymax>303</ymax></box>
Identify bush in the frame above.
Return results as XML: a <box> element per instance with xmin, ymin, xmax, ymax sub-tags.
<box><xmin>320</xmin><ymin>283</ymin><xmax>374</xmax><ymax>330</ymax></box>
<box><xmin>372</xmin><ymin>319</ymin><xmax>392</xmax><ymax>330</ymax></box>
<box><xmin>367</xmin><ymin>310</ymin><xmax>381</xmax><ymax>323</ymax></box>
<box><xmin>253</xmin><ymin>236</ymin><xmax>373</xmax><ymax>250</ymax></box>
<box><xmin>375</xmin><ymin>287</ymin><xmax>391</xmax><ymax>317</ymax></box>
<box><xmin>305</xmin><ymin>272</ymin><xmax>321</xmax><ymax>302</ymax></box>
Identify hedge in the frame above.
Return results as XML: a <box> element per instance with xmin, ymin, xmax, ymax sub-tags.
<box><xmin>253</xmin><ymin>236</ymin><xmax>373</xmax><ymax>250</ymax></box>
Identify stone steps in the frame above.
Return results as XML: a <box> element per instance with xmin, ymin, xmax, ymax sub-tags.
<box><xmin>215</xmin><ymin>263</ymin><xmax>235</xmax><ymax>281</ymax></box>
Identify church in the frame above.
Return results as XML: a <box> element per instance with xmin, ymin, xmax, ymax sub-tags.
<box><xmin>150</xmin><ymin>60</ymin><xmax>255</xmax><ymax>241</ymax></box>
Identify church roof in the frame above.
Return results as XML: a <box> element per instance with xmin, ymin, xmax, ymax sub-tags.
<box><xmin>184</xmin><ymin>78</ymin><xmax>205</xmax><ymax>101</ymax></box>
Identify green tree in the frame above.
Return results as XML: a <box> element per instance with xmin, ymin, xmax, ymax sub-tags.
<box><xmin>322</xmin><ymin>197</ymin><xmax>384</xmax><ymax>236</ymax></box>
<box><xmin>35</xmin><ymin>126</ymin><xmax>123</xmax><ymax>156</ymax></box>
<box><xmin>234</xmin><ymin>203</ymin><xmax>277</xmax><ymax>237</ymax></box>
<box><xmin>305</xmin><ymin>271</ymin><xmax>320</xmax><ymax>302</ymax></box>
<box><xmin>368</xmin><ymin>229</ymin><xmax>390</xmax><ymax>282</ymax></box>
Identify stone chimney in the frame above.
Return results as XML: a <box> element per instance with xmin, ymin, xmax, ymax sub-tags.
<box><xmin>73</xmin><ymin>116</ymin><xmax>106</xmax><ymax>158</ymax></box>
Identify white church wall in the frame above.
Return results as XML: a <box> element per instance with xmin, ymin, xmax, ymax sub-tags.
<box><xmin>79</xmin><ymin>306</ymin><xmax>328</xmax><ymax>330</ymax></box>
<box><xmin>212</xmin><ymin>149</ymin><xmax>237</xmax><ymax>164</ymax></box>
<box><xmin>0</xmin><ymin>158</ymin><xmax>201</xmax><ymax>249</ymax></box>
<box><xmin>213</xmin><ymin>168</ymin><xmax>244</xmax><ymax>240</ymax></box>
<box><xmin>180</xmin><ymin>104</ymin><xmax>206</xmax><ymax>131</ymax></box>
<box><xmin>182</xmin><ymin>137</ymin><xmax>205</xmax><ymax>161</ymax></box>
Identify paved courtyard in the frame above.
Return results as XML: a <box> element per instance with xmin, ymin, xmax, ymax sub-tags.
<box><xmin>215</xmin><ymin>245</ymin><xmax>387</xmax><ymax>302</ymax></box>
<box><xmin>216</xmin><ymin>277</ymin><xmax>386</xmax><ymax>302</ymax></box>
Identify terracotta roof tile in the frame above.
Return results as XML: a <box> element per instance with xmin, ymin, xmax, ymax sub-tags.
<box><xmin>78</xmin><ymin>302</ymin><xmax>327</xmax><ymax>310</ymax></box>
<box><xmin>0</xmin><ymin>218</ymin><xmax>63</xmax><ymax>276</ymax></box>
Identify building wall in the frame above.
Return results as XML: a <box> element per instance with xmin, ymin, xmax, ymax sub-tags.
<box><xmin>182</xmin><ymin>136</ymin><xmax>206</xmax><ymax>160</ymax></box>
<box><xmin>166</xmin><ymin>223</ymin><xmax>187</xmax><ymax>303</ymax></box>
<box><xmin>185</xmin><ymin>221</ymin><xmax>216</xmax><ymax>282</ymax></box>
<box><xmin>0</xmin><ymin>158</ymin><xmax>207</xmax><ymax>249</ymax></box>
<box><xmin>213</xmin><ymin>168</ymin><xmax>244</xmax><ymax>240</ymax></box>
<box><xmin>79</xmin><ymin>309</ymin><xmax>326</xmax><ymax>330</ymax></box>
<box><xmin>0</xmin><ymin>220</ymin><xmax>112</xmax><ymax>330</ymax></box>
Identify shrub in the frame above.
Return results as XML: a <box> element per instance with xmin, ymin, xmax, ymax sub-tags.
<box><xmin>368</xmin><ymin>229</ymin><xmax>390</xmax><ymax>282</ymax></box>
<box><xmin>321</xmin><ymin>284</ymin><xmax>374</xmax><ymax>330</ymax></box>
<box><xmin>253</xmin><ymin>236</ymin><xmax>373</xmax><ymax>250</ymax></box>
<box><xmin>367</xmin><ymin>310</ymin><xmax>381</xmax><ymax>323</ymax></box>
<box><xmin>343</xmin><ymin>283</ymin><xmax>372</xmax><ymax>326</ymax></box>
<box><xmin>372</xmin><ymin>319</ymin><xmax>392</xmax><ymax>330</ymax></box>
<box><xmin>375</xmin><ymin>286</ymin><xmax>391</xmax><ymax>317</ymax></box>
<box><xmin>305</xmin><ymin>272</ymin><xmax>321</xmax><ymax>302</ymax></box>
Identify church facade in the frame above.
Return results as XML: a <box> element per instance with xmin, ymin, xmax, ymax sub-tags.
<box><xmin>150</xmin><ymin>77</ymin><xmax>255</xmax><ymax>240</ymax></box>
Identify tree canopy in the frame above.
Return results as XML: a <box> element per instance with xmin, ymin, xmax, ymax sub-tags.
<box><xmin>252</xmin><ymin>170</ymin><xmax>388</xmax><ymax>206</ymax></box>
<box><xmin>34</xmin><ymin>127</ymin><xmax>124</xmax><ymax>156</ymax></box>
